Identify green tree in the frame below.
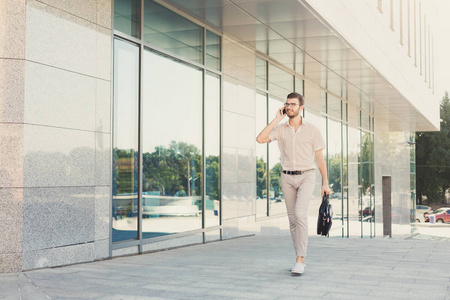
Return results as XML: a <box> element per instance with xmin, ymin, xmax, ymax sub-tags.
<box><xmin>270</xmin><ymin>162</ymin><xmax>283</xmax><ymax>197</ymax></box>
<box><xmin>328</xmin><ymin>153</ymin><xmax>342</xmax><ymax>194</ymax></box>
<box><xmin>206</xmin><ymin>155</ymin><xmax>219</xmax><ymax>200</ymax></box>
<box><xmin>360</xmin><ymin>132</ymin><xmax>372</xmax><ymax>195</ymax></box>
<box><xmin>256</xmin><ymin>157</ymin><xmax>267</xmax><ymax>198</ymax></box>
<box><xmin>113</xmin><ymin>148</ymin><xmax>138</xmax><ymax>195</ymax></box>
<box><xmin>142</xmin><ymin>141</ymin><xmax>202</xmax><ymax>196</ymax></box>
<box><xmin>416</xmin><ymin>92</ymin><xmax>450</xmax><ymax>204</ymax></box>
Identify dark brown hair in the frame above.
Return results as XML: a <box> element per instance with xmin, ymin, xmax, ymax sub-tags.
<box><xmin>287</xmin><ymin>92</ymin><xmax>304</xmax><ymax>106</ymax></box>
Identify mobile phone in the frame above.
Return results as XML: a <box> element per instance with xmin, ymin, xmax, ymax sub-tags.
<box><xmin>282</xmin><ymin>108</ymin><xmax>286</xmax><ymax>114</ymax></box>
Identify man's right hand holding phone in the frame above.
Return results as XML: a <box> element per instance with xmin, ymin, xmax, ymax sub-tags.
<box><xmin>256</xmin><ymin>105</ymin><xmax>287</xmax><ymax>144</ymax></box>
<box><xmin>275</xmin><ymin>106</ymin><xmax>287</xmax><ymax>122</ymax></box>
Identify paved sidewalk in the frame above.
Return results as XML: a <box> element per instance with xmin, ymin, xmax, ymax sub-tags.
<box><xmin>1</xmin><ymin>235</ymin><xmax>450</xmax><ymax>300</ymax></box>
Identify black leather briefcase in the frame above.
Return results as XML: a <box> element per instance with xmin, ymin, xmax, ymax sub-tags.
<box><xmin>317</xmin><ymin>193</ymin><xmax>333</xmax><ymax>236</ymax></box>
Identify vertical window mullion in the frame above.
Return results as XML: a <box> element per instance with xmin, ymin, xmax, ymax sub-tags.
<box><xmin>138</xmin><ymin>0</ymin><xmax>144</xmax><ymax>250</ymax></box>
<box><xmin>266</xmin><ymin>93</ymin><xmax>270</xmax><ymax>217</ymax></box>
<box><xmin>265</xmin><ymin>61</ymin><xmax>270</xmax><ymax>216</ymax></box>
<box><xmin>202</xmin><ymin>28</ymin><xmax>206</xmax><ymax>234</ymax></box>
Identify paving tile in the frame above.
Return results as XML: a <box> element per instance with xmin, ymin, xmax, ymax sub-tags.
<box><xmin>1</xmin><ymin>235</ymin><xmax>450</xmax><ymax>299</ymax></box>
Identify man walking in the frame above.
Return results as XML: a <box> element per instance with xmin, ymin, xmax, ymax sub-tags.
<box><xmin>256</xmin><ymin>92</ymin><xmax>330</xmax><ymax>275</ymax></box>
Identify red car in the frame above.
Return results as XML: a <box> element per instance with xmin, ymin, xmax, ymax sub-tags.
<box><xmin>424</xmin><ymin>207</ymin><xmax>450</xmax><ymax>223</ymax></box>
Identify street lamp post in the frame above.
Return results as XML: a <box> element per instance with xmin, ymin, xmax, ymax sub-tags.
<box><xmin>187</xmin><ymin>158</ymin><xmax>191</xmax><ymax>196</ymax></box>
<box><xmin>177</xmin><ymin>151</ymin><xmax>191</xmax><ymax>196</ymax></box>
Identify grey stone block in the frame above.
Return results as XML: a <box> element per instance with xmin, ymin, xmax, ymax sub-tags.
<box><xmin>22</xmin><ymin>242</ymin><xmax>95</xmax><ymax>270</ymax></box>
<box><xmin>22</xmin><ymin>186</ymin><xmax>95</xmax><ymax>252</ymax></box>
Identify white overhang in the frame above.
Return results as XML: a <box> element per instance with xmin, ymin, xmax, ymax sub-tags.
<box><xmin>161</xmin><ymin>0</ymin><xmax>440</xmax><ymax>132</ymax></box>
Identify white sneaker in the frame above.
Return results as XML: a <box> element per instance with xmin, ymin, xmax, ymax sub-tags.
<box><xmin>289</xmin><ymin>262</ymin><xmax>306</xmax><ymax>271</ymax></box>
<box><xmin>290</xmin><ymin>262</ymin><xmax>306</xmax><ymax>275</ymax></box>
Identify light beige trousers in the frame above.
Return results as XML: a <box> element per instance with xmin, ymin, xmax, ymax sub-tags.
<box><xmin>281</xmin><ymin>170</ymin><xmax>316</xmax><ymax>257</ymax></box>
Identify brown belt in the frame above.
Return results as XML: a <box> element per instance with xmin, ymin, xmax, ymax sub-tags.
<box><xmin>282</xmin><ymin>169</ymin><xmax>315</xmax><ymax>175</ymax></box>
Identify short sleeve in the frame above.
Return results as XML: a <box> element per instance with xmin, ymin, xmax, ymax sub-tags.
<box><xmin>312</xmin><ymin>128</ymin><xmax>325</xmax><ymax>151</ymax></box>
<box><xmin>268</xmin><ymin>124</ymin><xmax>280</xmax><ymax>142</ymax></box>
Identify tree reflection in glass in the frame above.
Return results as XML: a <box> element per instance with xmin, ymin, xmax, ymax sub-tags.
<box><xmin>269</xmin><ymin>97</ymin><xmax>285</xmax><ymax>215</ymax></box>
<box><xmin>112</xmin><ymin>39</ymin><xmax>139</xmax><ymax>242</ymax></box>
<box><xmin>142</xmin><ymin>50</ymin><xmax>203</xmax><ymax>237</ymax></box>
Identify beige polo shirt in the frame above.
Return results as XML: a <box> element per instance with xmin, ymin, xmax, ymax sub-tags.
<box><xmin>268</xmin><ymin>118</ymin><xmax>325</xmax><ymax>171</ymax></box>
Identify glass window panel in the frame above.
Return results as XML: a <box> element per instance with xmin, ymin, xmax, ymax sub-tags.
<box><xmin>256</xmin><ymin>92</ymin><xmax>268</xmax><ymax>218</ymax></box>
<box><xmin>327</xmin><ymin>94</ymin><xmax>342</xmax><ymax>119</ymax></box>
<box><xmin>256</xmin><ymin>57</ymin><xmax>267</xmax><ymax>91</ymax></box>
<box><xmin>322</xmin><ymin>116</ymin><xmax>327</xmax><ymax>162</ymax></box>
<box><xmin>361</xmin><ymin>112</ymin><xmax>370</xmax><ymax>130</ymax></box>
<box><xmin>358</xmin><ymin>162</ymin><xmax>361</xmax><ymax>186</ymax></box>
<box><xmin>328</xmin><ymin>119</ymin><xmax>342</xmax><ymax>196</ymax></box>
<box><xmin>144</xmin><ymin>0</ymin><xmax>203</xmax><ymax>64</ymax></box>
<box><xmin>342</xmin><ymin>84</ymin><xmax>348</xmax><ymax>102</ymax></box>
<box><xmin>347</xmin><ymin>125</ymin><xmax>360</xmax><ymax>237</ymax></box>
<box><xmin>343</xmin><ymin>102</ymin><xmax>348</xmax><ymax>122</ymax></box>
<box><xmin>142</xmin><ymin>49</ymin><xmax>203</xmax><ymax>237</ymax></box>
<box><xmin>269</xmin><ymin>64</ymin><xmax>293</xmax><ymax>99</ymax></box>
<box><xmin>304</xmin><ymin>108</ymin><xmax>322</xmax><ymax>128</ymax></box>
<box><xmin>361</xmin><ymin>131</ymin><xmax>372</xmax><ymax>209</ymax></box>
<box><xmin>343</xmin><ymin>124</ymin><xmax>348</xmax><ymax>187</ymax></box>
<box><xmin>328</xmin><ymin>118</ymin><xmax>342</xmax><ymax>237</ymax></box>
<box><xmin>361</xmin><ymin>131</ymin><xmax>371</xmax><ymax>163</ymax></box>
<box><xmin>304</xmin><ymin>107</ymin><xmax>324</xmax><ymax>207</ymax></box>
<box><xmin>410</xmin><ymin>173</ymin><xmax>416</xmax><ymax>191</ymax></box>
<box><xmin>269</xmin><ymin>40</ymin><xmax>295</xmax><ymax>70</ymax></box>
<box><xmin>112</xmin><ymin>39</ymin><xmax>140</xmax><ymax>242</ymax></box>
<box><xmin>205</xmin><ymin>72</ymin><xmax>220</xmax><ymax>227</ymax></box>
<box><xmin>361</xmin><ymin>182</ymin><xmax>373</xmax><ymax>238</ymax></box>
<box><xmin>206</xmin><ymin>30</ymin><xmax>221</xmax><ymax>70</ymax></box>
<box><xmin>410</xmin><ymin>133</ymin><xmax>416</xmax><ymax>162</ymax></box>
<box><xmin>343</xmin><ymin>188</ymin><xmax>349</xmax><ymax>237</ymax></box>
<box><xmin>269</xmin><ymin>96</ymin><xmax>285</xmax><ymax>215</ymax></box>
<box><xmin>295</xmin><ymin>51</ymin><xmax>305</xmax><ymax>75</ymax></box>
<box><xmin>295</xmin><ymin>77</ymin><xmax>303</xmax><ymax>95</ymax></box>
<box><xmin>347</xmin><ymin>126</ymin><xmax>359</xmax><ymax>163</ymax></box>
<box><xmin>361</xmin><ymin>162</ymin><xmax>370</xmax><ymax>196</ymax></box>
<box><xmin>303</xmin><ymin>81</ymin><xmax>322</xmax><ymax>114</ymax></box>
<box><xmin>114</xmin><ymin>0</ymin><xmax>141</xmax><ymax>38</ymax></box>
<box><xmin>321</xmin><ymin>91</ymin><xmax>327</xmax><ymax>113</ymax></box>
<box><xmin>371</xmin><ymin>134</ymin><xmax>374</xmax><ymax>183</ymax></box>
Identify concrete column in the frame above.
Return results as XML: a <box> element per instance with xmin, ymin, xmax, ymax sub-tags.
<box><xmin>0</xmin><ymin>0</ymin><xmax>112</xmax><ymax>272</ymax></box>
<box><xmin>0</xmin><ymin>0</ymin><xmax>26</xmax><ymax>273</ymax></box>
